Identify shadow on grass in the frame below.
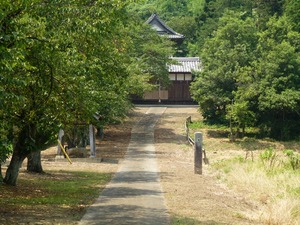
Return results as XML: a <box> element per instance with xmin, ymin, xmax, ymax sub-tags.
<box><xmin>206</xmin><ymin>130</ymin><xmax>230</xmax><ymax>139</ymax></box>
<box><xmin>236</xmin><ymin>138</ymin><xmax>277</xmax><ymax>151</ymax></box>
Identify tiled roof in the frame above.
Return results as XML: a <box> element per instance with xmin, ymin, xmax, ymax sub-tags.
<box><xmin>146</xmin><ymin>14</ymin><xmax>185</xmax><ymax>40</ymax></box>
<box><xmin>168</xmin><ymin>57</ymin><xmax>201</xmax><ymax>73</ymax></box>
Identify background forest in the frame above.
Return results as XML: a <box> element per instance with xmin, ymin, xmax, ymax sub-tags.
<box><xmin>131</xmin><ymin>0</ymin><xmax>300</xmax><ymax>141</ymax></box>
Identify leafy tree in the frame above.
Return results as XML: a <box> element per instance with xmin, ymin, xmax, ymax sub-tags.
<box><xmin>166</xmin><ymin>16</ymin><xmax>197</xmax><ymax>56</ymax></box>
<box><xmin>0</xmin><ymin>0</ymin><xmax>146</xmax><ymax>185</ymax></box>
<box><xmin>187</xmin><ymin>0</ymin><xmax>206</xmax><ymax>16</ymax></box>
<box><xmin>0</xmin><ymin>123</ymin><xmax>12</xmax><ymax>181</ymax></box>
<box><xmin>189</xmin><ymin>0</ymin><xmax>254</xmax><ymax>55</ymax></box>
<box><xmin>126</xmin><ymin>5</ymin><xmax>176</xmax><ymax>85</ymax></box>
<box><xmin>139</xmin><ymin>32</ymin><xmax>174</xmax><ymax>87</ymax></box>
<box><xmin>237</xmin><ymin>16</ymin><xmax>300</xmax><ymax>140</ymax></box>
<box><xmin>1</xmin><ymin>0</ymin><xmax>173</xmax><ymax>185</ymax></box>
<box><xmin>226</xmin><ymin>101</ymin><xmax>256</xmax><ymax>138</ymax></box>
<box><xmin>253</xmin><ymin>0</ymin><xmax>284</xmax><ymax>27</ymax></box>
<box><xmin>284</xmin><ymin>0</ymin><xmax>300</xmax><ymax>32</ymax></box>
<box><xmin>191</xmin><ymin>11</ymin><xmax>257</xmax><ymax>123</ymax></box>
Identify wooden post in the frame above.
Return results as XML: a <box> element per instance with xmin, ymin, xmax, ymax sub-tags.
<box><xmin>57</xmin><ymin>129</ymin><xmax>64</xmax><ymax>155</ymax></box>
<box><xmin>185</xmin><ymin>116</ymin><xmax>191</xmax><ymax>141</ymax></box>
<box><xmin>158</xmin><ymin>80</ymin><xmax>161</xmax><ymax>103</ymax></box>
<box><xmin>89</xmin><ymin>124</ymin><xmax>96</xmax><ymax>158</ymax></box>
<box><xmin>194</xmin><ymin>132</ymin><xmax>203</xmax><ymax>174</ymax></box>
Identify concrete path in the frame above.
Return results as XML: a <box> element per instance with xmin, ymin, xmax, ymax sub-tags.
<box><xmin>79</xmin><ymin>107</ymin><xmax>169</xmax><ymax>225</ymax></box>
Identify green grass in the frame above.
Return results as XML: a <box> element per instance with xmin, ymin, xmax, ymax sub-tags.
<box><xmin>0</xmin><ymin>170</ymin><xmax>112</xmax><ymax>206</ymax></box>
<box><xmin>171</xmin><ymin>215</ymin><xmax>222</xmax><ymax>225</ymax></box>
<box><xmin>188</xmin><ymin>121</ymin><xmax>228</xmax><ymax>130</ymax></box>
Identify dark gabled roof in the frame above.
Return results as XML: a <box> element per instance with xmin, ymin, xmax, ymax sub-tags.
<box><xmin>168</xmin><ymin>57</ymin><xmax>201</xmax><ymax>73</ymax></box>
<box><xmin>146</xmin><ymin>14</ymin><xmax>185</xmax><ymax>40</ymax></box>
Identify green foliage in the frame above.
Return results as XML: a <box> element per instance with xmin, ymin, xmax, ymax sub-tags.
<box><xmin>226</xmin><ymin>101</ymin><xmax>256</xmax><ymax>136</ymax></box>
<box><xmin>187</xmin><ymin>0</ymin><xmax>206</xmax><ymax>16</ymax></box>
<box><xmin>253</xmin><ymin>0</ymin><xmax>284</xmax><ymax>29</ymax></box>
<box><xmin>0</xmin><ymin>119</ymin><xmax>12</xmax><ymax>164</ymax></box>
<box><xmin>284</xmin><ymin>0</ymin><xmax>300</xmax><ymax>32</ymax></box>
<box><xmin>239</xmin><ymin>16</ymin><xmax>300</xmax><ymax>140</ymax></box>
<box><xmin>191</xmin><ymin>11</ymin><xmax>257</xmax><ymax>123</ymax></box>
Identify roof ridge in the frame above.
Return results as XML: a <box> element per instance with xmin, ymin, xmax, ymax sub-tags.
<box><xmin>170</xmin><ymin>57</ymin><xmax>200</xmax><ymax>61</ymax></box>
<box><xmin>146</xmin><ymin>13</ymin><xmax>184</xmax><ymax>37</ymax></box>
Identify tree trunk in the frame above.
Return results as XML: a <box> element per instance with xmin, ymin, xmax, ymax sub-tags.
<box><xmin>27</xmin><ymin>151</ymin><xmax>43</xmax><ymax>173</ymax></box>
<box><xmin>0</xmin><ymin>164</ymin><xmax>3</xmax><ymax>182</ymax></box>
<box><xmin>3</xmin><ymin>126</ymin><xmax>29</xmax><ymax>186</ymax></box>
<box><xmin>3</xmin><ymin>152</ymin><xmax>26</xmax><ymax>186</ymax></box>
<box><xmin>97</xmin><ymin>127</ymin><xmax>104</xmax><ymax>139</ymax></box>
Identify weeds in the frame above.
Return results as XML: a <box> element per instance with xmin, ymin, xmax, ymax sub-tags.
<box><xmin>259</xmin><ymin>147</ymin><xmax>280</xmax><ymax>171</ymax></box>
<box><xmin>284</xmin><ymin>149</ymin><xmax>300</xmax><ymax>170</ymax></box>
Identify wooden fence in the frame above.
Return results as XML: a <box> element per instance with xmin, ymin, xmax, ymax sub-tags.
<box><xmin>185</xmin><ymin>116</ymin><xmax>195</xmax><ymax>146</ymax></box>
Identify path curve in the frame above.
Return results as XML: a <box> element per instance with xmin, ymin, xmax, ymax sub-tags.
<box><xmin>79</xmin><ymin>107</ymin><xmax>169</xmax><ymax>225</ymax></box>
